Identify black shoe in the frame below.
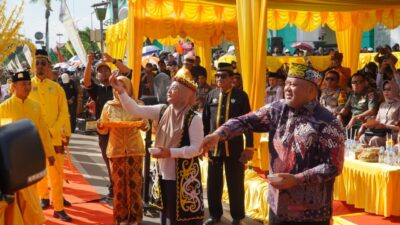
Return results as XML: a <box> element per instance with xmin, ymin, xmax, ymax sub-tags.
<box><xmin>40</xmin><ymin>199</ymin><xmax>50</xmax><ymax>209</ymax></box>
<box><xmin>53</xmin><ymin>210</ymin><xmax>72</xmax><ymax>222</ymax></box>
<box><xmin>63</xmin><ymin>198</ymin><xmax>72</xmax><ymax>207</ymax></box>
<box><xmin>107</xmin><ymin>185</ymin><xmax>114</xmax><ymax>198</ymax></box>
<box><xmin>204</xmin><ymin>217</ymin><xmax>220</xmax><ymax>225</ymax></box>
<box><xmin>231</xmin><ymin>219</ymin><xmax>244</xmax><ymax>225</ymax></box>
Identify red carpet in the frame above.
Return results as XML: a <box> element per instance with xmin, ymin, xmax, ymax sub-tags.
<box><xmin>43</xmin><ymin>163</ymin><xmax>113</xmax><ymax>225</ymax></box>
<box><xmin>333</xmin><ymin>213</ymin><xmax>400</xmax><ymax>225</ymax></box>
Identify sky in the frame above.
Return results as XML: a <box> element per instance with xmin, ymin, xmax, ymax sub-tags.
<box><xmin>6</xmin><ymin>0</ymin><xmax>103</xmax><ymax>49</ymax></box>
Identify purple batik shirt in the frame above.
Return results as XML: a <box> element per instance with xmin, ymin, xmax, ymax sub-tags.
<box><xmin>215</xmin><ymin>99</ymin><xmax>345</xmax><ymax>222</ymax></box>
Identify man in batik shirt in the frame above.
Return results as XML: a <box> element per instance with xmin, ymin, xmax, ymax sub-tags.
<box><xmin>200</xmin><ymin>63</ymin><xmax>345</xmax><ymax>225</ymax></box>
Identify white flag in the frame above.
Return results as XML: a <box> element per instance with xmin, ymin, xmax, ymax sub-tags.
<box><xmin>23</xmin><ymin>45</ymin><xmax>33</xmax><ymax>67</ymax></box>
<box><xmin>14</xmin><ymin>55</ymin><xmax>23</xmax><ymax>70</ymax></box>
<box><xmin>59</xmin><ymin>0</ymin><xmax>87</xmax><ymax>65</ymax></box>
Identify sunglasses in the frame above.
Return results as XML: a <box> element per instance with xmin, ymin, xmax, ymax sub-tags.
<box><xmin>215</xmin><ymin>73</ymin><xmax>228</xmax><ymax>79</ymax></box>
<box><xmin>36</xmin><ymin>60</ymin><xmax>47</xmax><ymax>66</ymax></box>
<box><xmin>325</xmin><ymin>77</ymin><xmax>337</xmax><ymax>81</ymax></box>
<box><xmin>351</xmin><ymin>80</ymin><xmax>364</xmax><ymax>85</ymax></box>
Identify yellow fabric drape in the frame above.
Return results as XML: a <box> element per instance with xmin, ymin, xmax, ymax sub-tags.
<box><xmin>358</xmin><ymin>52</ymin><xmax>400</xmax><ymax>70</ymax></box>
<box><xmin>105</xmin><ymin>19</ymin><xmax>128</xmax><ymax>61</ymax></box>
<box><xmin>336</xmin><ymin>26</ymin><xmax>363</xmax><ymax>74</ymax></box>
<box><xmin>194</xmin><ymin>39</ymin><xmax>212</xmax><ymax>85</ymax></box>
<box><xmin>128</xmin><ymin>0</ymin><xmax>145</xmax><ymax>98</ymax></box>
<box><xmin>267</xmin><ymin>9</ymin><xmax>400</xmax><ymax>32</ymax></box>
<box><xmin>236</xmin><ymin>0</ymin><xmax>268</xmax><ymax>163</ymax></box>
<box><xmin>266</xmin><ymin>56</ymin><xmax>331</xmax><ymax>73</ymax></box>
<box><xmin>199</xmin><ymin>0</ymin><xmax>400</xmax><ymax>12</ymax></box>
<box><xmin>334</xmin><ymin>158</ymin><xmax>400</xmax><ymax>217</ymax></box>
<box><xmin>236</xmin><ymin>0</ymin><xmax>267</xmax><ymax>110</ymax></box>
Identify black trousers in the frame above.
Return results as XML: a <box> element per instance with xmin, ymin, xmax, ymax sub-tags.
<box><xmin>269</xmin><ymin>209</ymin><xmax>330</xmax><ymax>225</ymax></box>
<box><xmin>98</xmin><ymin>134</ymin><xmax>112</xmax><ymax>188</ymax></box>
<box><xmin>207</xmin><ymin>157</ymin><xmax>245</xmax><ymax>220</ymax></box>
<box><xmin>68</xmin><ymin>103</ymin><xmax>77</xmax><ymax>133</ymax></box>
<box><xmin>160</xmin><ymin>180</ymin><xmax>203</xmax><ymax>225</ymax></box>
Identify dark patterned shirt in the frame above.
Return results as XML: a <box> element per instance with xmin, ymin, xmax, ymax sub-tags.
<box><xmin>215</xmin><ymin>100</ymin><xmax>345</xmax><ymax>222</ymax></box>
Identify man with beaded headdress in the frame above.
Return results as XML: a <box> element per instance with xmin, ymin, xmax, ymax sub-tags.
<box><xmin>200</xmin><ymin>63</ymin><xmax>345</xmax><ymax>225</ymax></box>
<box><xmin>110</xmin><ymin>67</ymin><xmax>205</xmax><ymax>225</ymax></box>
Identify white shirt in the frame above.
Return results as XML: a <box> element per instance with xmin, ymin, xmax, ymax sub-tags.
<box><xmin>119</xmin><ymin>92</ymin><xmax>204</xmax><ymax>180</ymax></box>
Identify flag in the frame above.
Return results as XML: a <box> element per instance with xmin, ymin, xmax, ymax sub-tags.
<box><xmin>23</xmin><ymin>45</ymin><xmax>33</xmax><ymax>67</ymax></box>
<box><xmin>59</xmin><ymin>0</ymin><xmax>87</xmax><ymax>65</ymax></box>
<box><xmin>49</xmin><ymin>49</ymin><xmax>59</xmax><ymax>64</ymax></box>
<box><xmin>55</xmin><ymin>47</ymin><xmax>65</xmax><ymax>62</ymax></box>
<box><xmin>65</xmin><ymin>41</ymin><xmax>75</xmax><ymax>56</ymax></box>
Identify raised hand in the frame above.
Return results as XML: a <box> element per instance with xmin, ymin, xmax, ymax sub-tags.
<box><xmin>199</xmin><ymin>133</ymin><xmax>220</xmax><ymax>156</ymax></box>
<box><xmin>109</xmin><ymin>75</ymin><xmax>125</xmax><ymax>94</ymax></box>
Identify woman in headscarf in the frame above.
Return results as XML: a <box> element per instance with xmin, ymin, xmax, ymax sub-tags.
<box><xmin>98</xmin><ymin>76</ymin><xmax>149</xmax><ymax>225</ymax></box>
<box><xmin>359</xmin><ymin>80</ymin><xmax>400</xmax><ymax>147</ymax></box>
<box><xmin>110</xmin><ymin>68</ymin><xmax>204</xmax><ymax>225</ymax></box>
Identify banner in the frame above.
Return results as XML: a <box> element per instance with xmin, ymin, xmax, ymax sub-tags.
<box><xmin>59</xmin><ymin>0</ymin><xmax>87</xmax><ymax>65</ymax></box>
<box><xmin>22</xmin><ymin>45</ymin><xmax>33</xmax><ymax>67</ymax></box>
<box><xmin>55</xmin><ymin>47</ymin><xmax>65</xmax><ymax>62</ymax></box>
<box><xmin>7</xmin><ymin>60</ymin><xmax>17</xmax><ymax>72</ymax></box>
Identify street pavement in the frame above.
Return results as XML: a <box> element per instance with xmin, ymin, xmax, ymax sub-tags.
<box><xmin>68</xmin><ymin>133</ymin><xmax>263</xmax><ymax>225</ymax></box>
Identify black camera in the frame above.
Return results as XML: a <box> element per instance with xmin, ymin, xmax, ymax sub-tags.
<box><xmin>95</xmin><ymin>52</ymin><xmax>103</xmax><ymax>60</ymax></box>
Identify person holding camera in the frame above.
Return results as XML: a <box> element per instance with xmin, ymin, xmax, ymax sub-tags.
<box><xmin>83</xmin><ymin>52</ymin><xmax>131</xmax><ymax>198</ymax></box>
<box><xmin>0</xmin><ymin>71</ymin><xmax>56</xmax><ymax>225</ymax></box>
<box><xmin>374</xmin><ymin>45</ymin><xmax>398</xmax><ymax>68</ymax></box>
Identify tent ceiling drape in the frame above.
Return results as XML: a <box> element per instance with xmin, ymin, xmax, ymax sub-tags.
<box><xmin>199</xmin><ymin>0</ymin><xmax>400</xmax><ymax>11</ymax></box>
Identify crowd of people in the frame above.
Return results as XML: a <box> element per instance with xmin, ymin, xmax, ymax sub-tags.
<box><xmin>267</xmin><ymin>43</ymin><xmax>400</xmax><ymax>57</ymax></box>
<box><xmin>0</xmin><ymin>41</ymin><xmax>399</xmax><ymax>225</ymax></box>
<box><xmin>265</xmin><ymin>46</ymin><xmax>400</xmax><ymax>147</ymax></box>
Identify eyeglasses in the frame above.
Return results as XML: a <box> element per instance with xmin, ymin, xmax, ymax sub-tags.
<box><xmin>383</xmin><ymin>88</ymin><xmax>391</xmax><ymax>92</ymax></box>
<box><xmin>325</xmin><ymin>77</ymin><xmax>337</xmax><ymax>81</ymax></box>
<box><xmin>351</xmin><ymin>80</ymin><xmax>364</xmax><ymax>85</ymax></box>
<box><xmin>36</xmin><ymin>60</ymin><xmax>47</xmax><ymax>66</ymax></box>
<box><xmin>215</xmin><ymin>73</ymin><xmax>228</xmax><ymax>79</ymax></box>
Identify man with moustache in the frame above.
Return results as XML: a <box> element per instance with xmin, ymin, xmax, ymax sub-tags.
<box><xmin>200</xmin><ymin>63</ymin><xmax>345</xmax><ymax>225</ymax></box>
<box><xmin>202</xmin><ymin>62</ymin><xmax>253</xmax><ymax>225</ymax></box>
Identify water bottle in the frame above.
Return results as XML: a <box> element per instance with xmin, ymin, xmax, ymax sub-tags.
<box><xmin>390</xmin><ymin>147</ymin><xmax>398</xmax><ymax>166</ymax></box>
<box><xmin>385</xmin><ymin>146</ymin><xmax>391</xmax><ymax>165</ymax></box>
<box><xmin>379</xmin><ymin>146</ymin><xmax>385</xmax><ymax>163</ymax></box>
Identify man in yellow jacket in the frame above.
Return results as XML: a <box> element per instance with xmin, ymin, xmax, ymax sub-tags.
<box><xmin>29</xmin><ymin>49</ymin><xmax>72</xmax><ymax>222</ymax></box>
<box><xmin>0</xmin><ymin>70</ymin><xmax>56</xmax><ymax>225</ymax></box>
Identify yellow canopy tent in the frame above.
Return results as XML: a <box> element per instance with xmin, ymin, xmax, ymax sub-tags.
<box><xmin>106</xmin><ymin>0</ymin><xmax>400</xmax><ymax>169</ymax></box>
<box><xmin>106</xmin><ymin>0</ymin><xmax>400</xmax><ymax>107</ymax></box>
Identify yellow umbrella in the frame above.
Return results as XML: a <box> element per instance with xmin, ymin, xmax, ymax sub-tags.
<box><xmin>217</xmin><ymin>54</ymin><xmax>237</xmax><ymax>64</ymax></box>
